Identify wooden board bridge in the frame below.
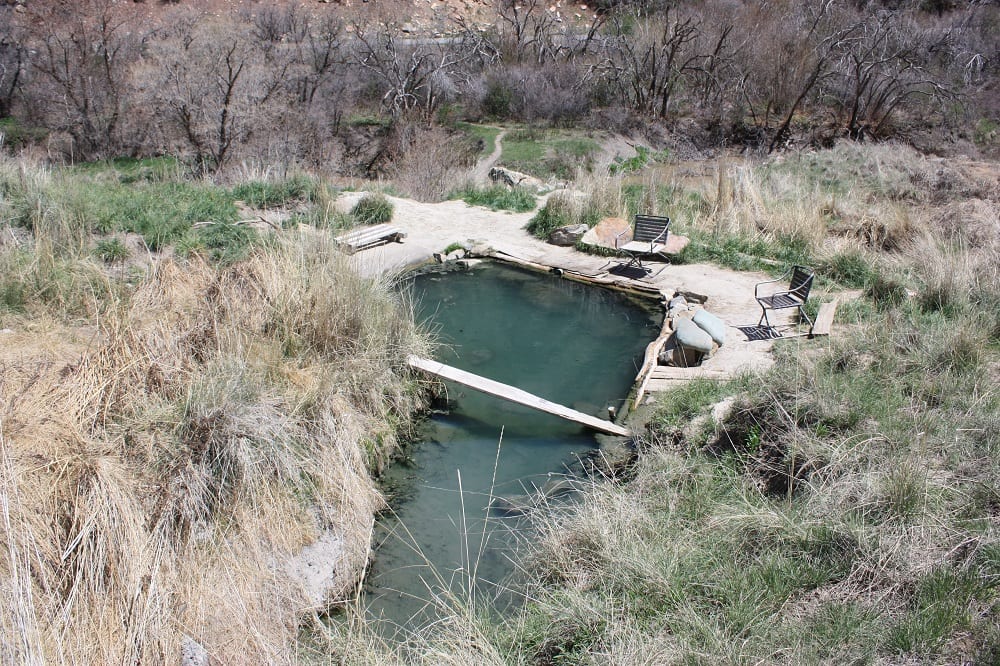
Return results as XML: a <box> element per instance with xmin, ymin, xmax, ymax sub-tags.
<box><xmin>406</xmin><ymin>355</ymin><xmax>631</xmax><ymax>438</ymax></box>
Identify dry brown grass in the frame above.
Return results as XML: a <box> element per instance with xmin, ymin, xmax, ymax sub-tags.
<box><xmin>0</xmin><ymin>232</ymin><xmax>430</xmax><ymax>663</ymax></box>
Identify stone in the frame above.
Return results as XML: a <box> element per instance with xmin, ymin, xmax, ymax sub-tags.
<box><xmin>678</xmin><ymin>289</ymin><xmax>708</xmax><ymax>304</ymax></box>
<box><xmin>488</xmin><ymin>167</ymin><xmax>543</xmax><ymax>190</ymax></box>
<box><xmin>692</xmin><ymin>308</ymin><xmax>726</xmax><ymax>346</ymax></box>
<box><xmin>667</xmin><ymin>294</ymin><xmax>688</xmax><ymax>318</ymax></box>
<box><xmin>284</xmin><ymin>530</ymin><xmax>346</xmax><ymax>608</ymax></box>
<box><xmin>181</xmin><ymin>636</ymin><xmax>209</xmax><ymax>666</ymax></box>
<box><xmin>466</xmin><ymin>241</ymin><xmax>493</xmax><ymax>257</ymax></box>
<box><xmin>673</xmin><ymin>317</ymin><xmax>714</xmax><ymax>354</ymax></box>
<box><xmin>548</xmin><ymin>223</ymin><xmax>589</xmax><ymax>246</ymax></box>
<box><xmin>580</xmin><ymin>217</ymin><xmax>631</xmax><ymax>249</ymax></box>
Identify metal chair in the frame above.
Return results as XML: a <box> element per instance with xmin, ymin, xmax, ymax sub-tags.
<box><xmin>755</xmin><ymin>265</ymin><xmax>815</xmax><ymax>328</ymax></box>
<box><xmin>613</xmin><ymin>214</ymin><xmax>670</xmax><ymax>276</ymax></box>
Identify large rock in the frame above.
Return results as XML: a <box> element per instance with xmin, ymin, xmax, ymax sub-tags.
<box><xmin>488</xmin><ymin>167</ymin><xmax>543</xmax><ymax>191</ymax></box>
<box><xmin>580</xmin><ymin>217</ymin><xmax>632</xmax><ymax>249</ymax></box>
<box><xmin>548</xmin><ymin>223</ymin><xmax>589</xmax><ymax>246</ymax></box>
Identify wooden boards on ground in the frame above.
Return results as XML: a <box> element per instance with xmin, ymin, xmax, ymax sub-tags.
<box><xmin>335</xmin><ymin>223</ymin><xmax>406</xmax><ymax>254</ymax></box>
<box><xmin>406</xmin><ymin>355</ymin><xmax>631</xmax><ymax>438</ymax></box>
<box><xmin>810</xmin><ymin>297</ymin><xmax>839</xmax><ymax>337</ymax></box>
<box><xmin>632</xmin><ymin>329</ymin><xmax>672</xmax><ymax>409</ymax></box>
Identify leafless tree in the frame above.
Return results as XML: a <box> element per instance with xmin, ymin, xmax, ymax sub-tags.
<box><xmin>596</xmin><ymin>7</ymin><xmax>705</xmax><ymax>118</ymax></box>
<box><xmin>354</xmin><ymin>20</ymin><xmax>475</xmax><ymax>120</ymax></box>
<box><xmin>495</xmin><ymin>0</ymin><xmax>566</xmax><ymax>64</ymax></box>
<box><xmin>830</xmin><ymin>12</ymin><xmax>952</xmax><ymax>140</ymax></box>
<box><xmin>0</xmin><ymin>8</ymin><xmax>25</xmax><ymax>118</ymax></box>
<box><xmin>143</xmin><ymin>17</ymin><xmax>259</xmax><ymax>171</ymax></box>
<box><xmin>26</xmin><ymin>0</ymin><xmax>142</xmax><ymax>159</ymax></box>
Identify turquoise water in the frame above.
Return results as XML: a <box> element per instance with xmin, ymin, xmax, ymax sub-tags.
<box><xmin>364</xmin><ymin>262</ymin><xmax>661</xmax><ymax>629</ymax></box>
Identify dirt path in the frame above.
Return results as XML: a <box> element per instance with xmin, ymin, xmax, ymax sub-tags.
<box><xmin>336</xmin><ymin>190</ymin><xmax>781</xmax><ymax>395</ymax></box>
<box><xmin>470</xmin><ymin>128</ymin><xmax>507</xmax><ymax>183</ymax></box>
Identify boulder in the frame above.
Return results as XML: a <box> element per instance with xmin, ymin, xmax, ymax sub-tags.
<box><xmin>488</xmin><ymin>167</ymin><xmax>543</xmax><ymax>191</ymax></box>
<box><xmin>548</xmin><ymin>223</ymin><xmax>589</xmax><ymax>246</ymax></box>
<box><xmin>181</xmin><ymin>636</ymin><xmax>209</xmax><ymax>666</ymax></box>
<box><xmin>580</xmin><ymin>217</ymin><xmax>632</xmax><ymax>249</ymax></box>
<box><xmin>692</xmin><ymin>308</ymin><xmax>726</xmax><ymax>346</ymax></box>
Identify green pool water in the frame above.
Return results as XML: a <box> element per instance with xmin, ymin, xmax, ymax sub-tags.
<box><xmin>364</xmin><ymin>262</ymin><xmax>661</xmax><ymax>629</ymax></box>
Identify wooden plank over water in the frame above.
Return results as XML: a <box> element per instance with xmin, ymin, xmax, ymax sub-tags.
<box><xmin>407</xmin><ymin>355</ymin><xmax>632</xmax><ymax>438</ymax></box>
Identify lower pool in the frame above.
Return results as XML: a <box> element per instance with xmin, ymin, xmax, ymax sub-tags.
<box><xmin>363</xmin><ymin>261</ymin><xmax>661</xmax><ymax>629</ymax></box>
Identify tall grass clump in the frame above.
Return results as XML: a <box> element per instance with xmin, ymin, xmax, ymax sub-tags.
<box><xmin>0</xmin><ymin>232</ymin><xmax>431</xmax><ymax>663</ymax></box>
<box><xmin>231</xmin><ymin>174</ymin><xmax>318</xmax><ymax>208</ymax></box>
<box><xmin>450</xmin><ymin>184</ymin><xmax>536</xmax><ymax>212</ymax></box>
<box><xmin>526</xmin><ymin>174</ymin><xmax>624</xmax><ymax>238</ymax></box>
<box><xmin>351</xmin><ymin>192</ymin><xmax>394</xmax><ymax>226</ymax></box>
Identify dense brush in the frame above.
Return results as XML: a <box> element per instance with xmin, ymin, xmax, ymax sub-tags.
<box><xmin>0</xmin><ymin>232</ymin><xmax>430</xmax><ymax>663</ymax></box>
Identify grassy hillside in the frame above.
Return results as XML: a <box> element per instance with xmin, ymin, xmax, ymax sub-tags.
<box><xmin>0</xmin><ymin>155</ymin><xmax>429</xmax><ymax>662</ymax></box>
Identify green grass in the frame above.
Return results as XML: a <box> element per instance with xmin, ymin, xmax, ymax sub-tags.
<box><xmin>499</xmin><ymin>128</ymin><xmax>601</xmax><ymax>179</ymax></box>
<box><xmin>350</xmin><ymin>192</ymin><xmax>394</xmax><ymax>226</ymax></box>
<box><xmin>449</xmin><ymin>184</ymin><xmax>536</xmax><ymax>212</ymax></box>
<box><xmin>231</xmin><ymin>175</ymin><xmax>318</xmax><ymax>208</ymax></box>
<box><xmin>0</xmin><ymin>160</ymin><xmax>314</xmax><ymax>261</ymax></box>
<box><xmin>71</xmin><ymin>180</ymin><xmax>239</xmax><ymax>250</ymax></box>
<box><xmin>0</xmin><ymin>117</ymin><xmax>48</xmax><ymax>150</ymax></box>
<box><xmin>94</xmin><ymin>237</ymin><xmax>129</xmax><ymax>263</ymax></box>
<box><xmin>456</xmin><ymin>123</ymin><xmax>502</xmax><ymax>157</ymax></box>
<box><xmin>608</xmin><ymin>146</ymin><xmax>670</xmax><ymax>175</ymax></box>
<box><xmin>526</xmin><ymin>195</ymin><xmax>595</xmax><ymax>238</ymax></box>
<box><xmin>73</xmin><ymin>156</ymin><xmax>183</xmax><ymax>183</ymax></box>
<box><xmin>497</xmin><ymin>265</ymin><xmax>1000</xmax><ymax>663</ymax></box>
<box><xmin>973</xmin><ymin>118</ymin><xmax>998</xmax><ymax>146</ymax></box>
<box><xmin>672</xmin><ymin>230</ymin><xmax>812</xmax><ymax>274</ymax></box>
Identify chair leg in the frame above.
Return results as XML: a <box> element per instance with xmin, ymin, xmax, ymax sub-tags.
<box><xmin>798</xmin><ymin>305</ymin><xmax>814</xmax><ymax>328</ymax></box>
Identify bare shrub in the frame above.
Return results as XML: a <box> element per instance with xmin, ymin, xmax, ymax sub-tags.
<box><xmin>482</xmin><ymin>63</ymin><xmax>593</xmax><ymax>122</ymax></box>
<box><xmin>23</xmin><ymin>0</ymin><xmax>144</xmax><ymax>160</ymax></box>
<box><xmin>383</xmin><ymin>123</ymin><xmax>478</xmax><ymax>202</ymax></box>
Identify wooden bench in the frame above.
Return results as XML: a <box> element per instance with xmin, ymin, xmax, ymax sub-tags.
<box><xmin>334</xmin><ymin>223</ymin><xmax>407</xmax><ymax>255</ymax></box>
<box><xmin>614</xmin><ymin>214</ymin><xmax>671</xmax><ymax>275</ymax></box>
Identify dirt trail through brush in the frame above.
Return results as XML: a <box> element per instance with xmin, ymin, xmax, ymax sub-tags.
<box><xmin>470</xmin><ymin>128</ymin><xmax>507</xmax><ymax>183</ymax></box>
